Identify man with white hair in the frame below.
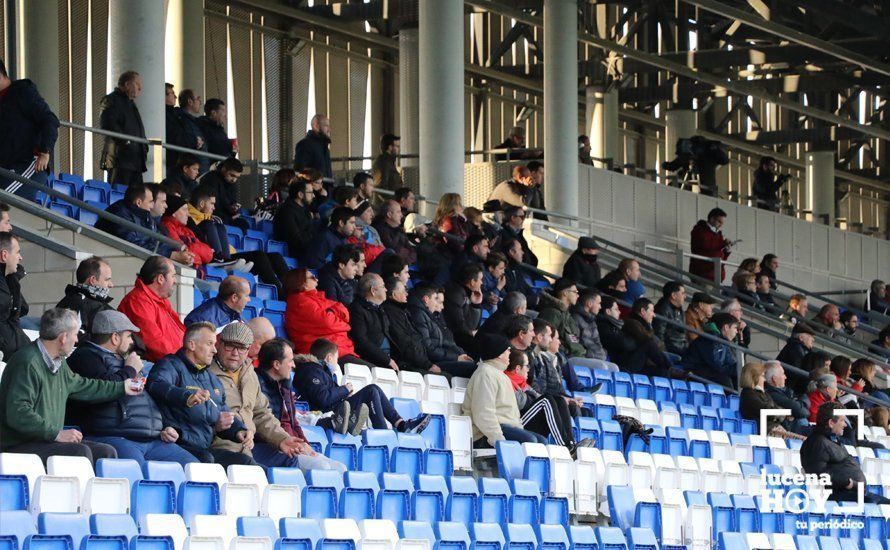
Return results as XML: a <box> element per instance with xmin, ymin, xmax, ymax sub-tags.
<box><xmin>0</xmin><ymin>308</ymin><xmax>144</xmax><ymax>464</ymax></box>
<box><xmin>762</xmin><ymin>360</ymin><xmax>809</xmax><ymax>425</ymax></box>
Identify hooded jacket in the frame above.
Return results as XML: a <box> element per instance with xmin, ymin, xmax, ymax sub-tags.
<box><xmin>210</xmin><ymin>358</ymin><xmax>291</xmax><ymax>456</ymax></box>
<box><xmin>199</xmin><ymin>170</ymin><xmax>240</xmax><ymax>225</ymax></box>
<box><xmin>570</xmin><ymin>304</ymin><xmax>607</xmax><ymax>360</ymax></box>
<box><xmin>460</xmin><ymin>359</ymin><xmax>523</xmax><ymax>445</ymax></box>
<box><xmin>407</xmin><ymin>295</ymin><xmax>465</xmax><ymax>363</ymax></box>
<box><xmin>293</xmin><ymin>131</ymin><xmax>333</xmax><ymax>178</ymax></box>
<box><xmin>285</xmin><ymin>289</ymin><xmax>356</xmax><ymax>357</ymax></box>
<box><xmin>0</xmin><ymin>265</ymin><xmax>30</xmax><ymax>361</ymax></box>
<box><xmin>800</xmin><ymin>426</ymin><xmax>865</xmax><ymax>492</ymax></box>
<box><xmin>381</xmin><ymin>299</ymin><xmax>433</xmax><ymax>371</ymax></box>
<box><xmin>160</xmin><ymin>215</ymin><xmax>214</xmax><ymax>268</ymax></box>
<box><xmin>652</xmin><ymin>297</ymin><xmax>687</xmax><ymax>355</ymax></box>
<box><xmin>348</xmin><ymin>298</ymin><xmax>393</xmax><ymax>368</ymax></box>
<box><xmin>317</xmin><ymin>263</ymin><xmax>355</xmax><ymax>306</ymax></box>
<box><xmin>96</xmin><ymin>200</ymin><xmax>177</xmax><ymax>258</ymax></box>
<box><xmin>292</xmin><ymin>354</ymin><xmax>349</xmax><ymax>412</ymax></box>
<box><xmin>562</xmin><ymin>250</ymin><xmax>601</xmax><ymax>289</ymax></box>
<box><xmin>184</xmin><ymin>296</ymin><xmax>242</xmax><ymax>328</ymax></box>
<box><xmin>56</xmin><ymin>284</ymin><xmax>115</xmax><ymax>342</ymax></box>
<box><xmin>66</xmin><ymin>342</ymin><xmax>163</xmax><ymax>439</ymax></box>
<box><xmin>689</xmin><ymin>219</ymin><xmax>730</xmax><ymax>282</ymax></box>
<box><xmin>146</xmin><ymin>349</ymin><xmax>246</xmax><ymax>449</ymax></box>
<box><xmin>117</xmin><ymin>279</ymin><xmax>187</xmax><ymax>362</ymax></box>
<box><xmin>596</xmin><ymin>313</ymin><xmax>633</xmax><ymax>361</ymax></box>
<box><xmin>488</xmin><ymin>180</ymin><xmax>526</xmax><ymax>208</ymax></box>
<box><xmin>537</xmin><ymin>292</ymin><xmax>586</xmax><ymax>357</ymax></box>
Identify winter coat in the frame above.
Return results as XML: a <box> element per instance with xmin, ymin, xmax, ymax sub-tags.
<box><xmin>66</xmin><ymin>342</ymin><xmax>162</xmax><ymax>439</ymax></box>
<box><xmin>0</xmin><ymin>79</ymin><xmax>59</xmax><ymax>167</ymax></box>
<box><xmin>765</xmin><ymin>383</ymin><xmax>809</xmax><ymax>420</ymax></box>
<box><xmin>684</xmin><ymin>308</ymin><xmax>708</xmax><ymax>343</ymax></box>
<box><xmin>753</xmin><ymin>168</ymin><xmax>783</xmax><ymax>210</ymax></box>
<box><xmin>56</xmin><ymin>284</ymin><xmax>115</xmax><ymax>342</ymax></box>
<box><xmin>381</xmin><ymin>300</ymin><xmax>432</xmax><ymax>371</ymax></box>
<box><xmin>160</xmin><ymin>215</ymin><xmax>214</xmax><ymax>267</ymax></box>
<box><xmin>209</xmin><ymin>358</ymin><xmax>290</xmax><ymax>455</ymax></box>
<box><xmin>0</xmin><ymin>266</ymin><xmax>30</xmax><ymax>361</ymax></box>
<box><xmin>807</xmin><ymin>391</ymin><xmax>833</xmax><ymax>423</ymax></box>
<box><xmin>438</xmin><ymin>215</ymin><xmax>470</xmax><ymax>255</ymax></box>
<box><xmin>443</xmin><ymin>282</ymin><xmax>483</xmax><ymax>352</ymax></box>
<box><xmin>800</xmin><ymin>426</ymin><xmax>865</xmax><ymax>492</ymax></box>
<box><xmin>596</xmin><ymin>313</ymin><xmax>633</xmax><ymax>361</ymax></box>
<box><xmin>537</xmin><ymin>292</ymin><xmax>586</xmax><ymax>357</ymax></box>
<box><xmin>317</xmin><ymin>263</ymin><xmax>355</xmax><ymax>306</ymax></box>
<box><xmin>257</xmin><ymin>369</ymin><xmax>307</xmax><ymax>441</ymax></box>
<box><xmin>96</xmin><ymin>200</ymin><xmax>177</xmax><ymax>257</ymax></box>
<box><xmin>99</xmin><ymin>88</ymin><xmax>147</xmax><ymax>172</ymax></box>
<box><xmin>174</xmin><ymin>108</ymin><xmax>208</xmax><ymax>172</ymax></box>
<box><xmin>682</xmin><ymin>324</ymin><xmax>738</xmax><ymax>389</ymax></box>
<box><xmin>304</xmin><ymin>228</ymin><xmax>348</xmax><ymax>269</ymax></box>
<box><xmin>162</xmin><ymin>170</ymin><xmax>199</xmax><ymax>200</ymax></box>
<box><xmin>652</xmin><ymin>297</ymin><xmax>687</xmax><ymax>355</ymax></box>
<box><xmin>0</xmin><ymin>343</ymin><xmax>123</xmax><ymax>450</ymax></box>
<box><xmin>118</xmin><ymin>279</ymin><xmax>187</xmax><ymax>362</ymax></box>
<box><xmin>503</xmin><ymin>261</ymin><xmax>535</xmax><ymax>306</ymax></box>
<box><xmin>372</xmin><ymin>152</ymin><xmax>402</xmax><ymax>191</ymax></box>
<box><xmin>348</xmin><ymin>298</ymin><xmax>393</xmax><ymax>368</ymax></box>
<box><xmin>622</xmin><ymin>279</ymin><xmax>646</xmax><ymax>304</ymax></box>
<box><xmin>292</xmin><ymin>355</ymin><xmax>349</xmax><ymax>412</ymax></box>
<box><xmin>293</xmin><ymin>131</ymin><xmax>332</xmax><ymax>178</ymax></box>
<box><xmin>374</xmin><ymin>221</ymin><xmax>417</xmax><ymax>265</ymax></box>
<box><xmin>689</xmin><ymin>220</ymin><xmax>730</xmax><ymax>282</ymax></box>
<box><xmin>146</xmin><ymin>350</ymin><xmax>246</xmax><ymax>449</ymax></box>
<box><xmin>499</xmin><ymin>225</ymin><xmax>538</xmax><ymax>267</ymax></box>
<box><xmin>561</xmin><ymin>250</ymin><xmax>601</xmax><ymax>289</ymax></box>
<box><xmin>273</xmin><ymin>200</ymin><xmax>316</xmax><ymax>260</ymax></box>
<box><xmin>196</xmin><ymin>116</ymin><xmax>234</xmax><ymax>159</ymax></box>
<box><xmin>199</xmin><ymin>170</ymin><xmax>241</xmax><ymax>225</ymax></box>
<box><xmin>530</xmin><ymin>349</ymin><xmax>565</xmax><ymax>397</ymax></box>
<box><xmin>570</xmin><ymin>305</ymin><xmax>607</xmax><ymax>360</ymax></box>
<box><xmin>285</xmin><ymin>290</ymin><xmax>356</xmax><ymax>357</ymax></box>
<box><xmin>739</xmin><ymin>387</ymin><xmax>780</xmax><ymax>432</ymax></box>
<box><xmin>407</xmin><ymin>296</ymin><xmax>465</xmax><ymax>363</ymax></box>
<box><xmin>620</xmin><ymin>314</ymin><xmax>673</xmax><ymax>378</ymax></box>
<box><xmin>477</xmin><ymin>307</ymin><xmax>512</xmax><ymax>338</ymax></box>
<box><xmin>488</xmin><ymin>180</ymin><xmax>526</xmax><ymax>208</ymax></box>
<box><xmin>185</xmin><ymin>296</ymin><xmax>242</xmax><ymax>328</ymax></box>
<box><xmin>460</xmin><ymin>359</ymin><xmax>523</xmax><ymax>445</ymax></box>
<box><xmin>776</xmin><ymin>338</ymin><xmax>810</xmax><ymax>393</ymax></box>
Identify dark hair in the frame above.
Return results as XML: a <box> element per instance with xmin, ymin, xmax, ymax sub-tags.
<box><xmin>284</xmin><ymin>268</ymin><xmax>313</xmax><ymax>296</ymax></box>
<box><xmin>394</xmin><ymin>187</ymin><xmax>413</xmax><ymax>202</ymax></box>
<box><xmin>802</xmin><ymin>351</ymin><xmax>832</xmax><ymax>372</ymax></box>
<box><xmin>0</xmin><ymin>59</ymin><xmax>7</xmax><ymax>79</ymax></box>
<box><xmin>829</xmin><ymin>356</ymin><xmax>852</xmax><ymax>378</ymax></box>
<box><xmin>707</xmin><ymin>207</ymin><xmax>727</xmax><ymax>220</ymax></box>
<box><xmin>204</xmin><ymin>98</ymin><xmax>225</xmax><ymax>116</ymax></box>
<box><xmin>600</xmin><ymin>295</ymin><xmax>617</xmax><ymax>311</ymax></box>
<box><xmin>0</xmin><ymin>202</ymin><xmax>9</xmax><ymax>213</ymax></box>
<box><xmin>298</xmin><ymin>168</ymin><xmax>322</xmax><ymax>183</ymax></box>
<box><xmin>310</xmin><ymin>338</ymin><xmax>339</xmax><ymax>362</ymax></box>
<box><xmin>485</xmin><ymin>252</ymin><xmax>507</xmax><ymax>270</ymax></box>
<box><xmin>330</xmin><ymin>207</ymin><xmax>355</xmax><ymax>229</ymax></box>
<box><xmin>578</xmin><ymin>135</ymin><xmax>589</xmax><ymax>144</ymax></box>
<box><xmin>506</xmin><ymin>349</ymin><xmax>528</xmax><ymax>372</ymax></box>
<box><xmin>76</xmin><ymin>256</ymin><xmax>107</xmax><ymax>284</ymax></box>
<box><xmin>125</xmin><ymin>183</ymin><xmax>151</xmax><ymax>204</ymax></box>
<box><xmin>177</xmin><ymin>153</ymin><xmax>200</xmax><ymax>169</ymax></box>
<box><xmin>380</xmin><ymin>134</ymin><xmax>400</xmax><ymax>152</ymax></box>
<box><xmin>165</xmin><ymin>82</ymin><xmax>174</xmax><ymax>92</ymax></box>
<box><xmin>190</xmin><ymin>184</ymin><xmax>216</xmax><ymax>206</ymax></box>
<box><xmin>146</xmin><ymin>183</ymin><xmax>165</xmax><ymax>200</ymax></box>
<box><xmin>815</xmin><ymin>401</ymin><xmax>843</xmax><ymax>427</ymax></box>
<box><xmin>333</xmin><ymin>186</ymin><xmax>360</xmax><ymax>205</ymax></box>
<box><xmin>258</xmin><ymin>338</ymin><xmax>295</xmax><ymax>371</ymax></box>
<box><xmin>138</xmin><ymin>256</ymin><xmax>171</xmax><ymax>284</ymax></box>
<box><xmin>532</xmin><ymin>318</ymin><xmax>553</xmax><ymax>336</ymax></box>
<box><xmin>631</xmin><ymin>298</ymin><xmax>653</xmax><ymax>315</ymax></box>
<box><xmin>384</xmin><ymin>276</ymin><xmax>403</xmax><ymax>295</ymax></box>
<box><xmin>526</xmin><ymin>161</ymin><xmax>543</xmax><ymax>173</ymax></box>
<box><xmin>0</xmin><ymin>232</ymin><xmax>15</xmax><ymax>254</ymax></box>
<box><xmin>760</xmin><ymin>253</ymin><xmax>777</xmax><ymax>268</ymax></box>
<box><xmin>465</xmin><ymin>234</ymin><xmax>488</xmax><ymax>254</ymax></box>
<box><xmin>352</xmin><ymin>172</ymin><xmax>372</xmax><ymax>187</ymax></box>
<box><xmin>879</xmin><ymin>325</ymin><xmax>890</xmax><ymax>343</ymax></box>
<box><xmin>503</xmin><ymin>205</ymin><xmax>525</xmax><ymax>219</ymax></box>
<box><xmin>759</xmin><ymin>156</ymin><xmax>776</xmax><ymax>169</ymax></box>
<box><xmin>117</xmin><ymin>71</ymin><xmax>140</xmax><ymax>88</ymax></box>
<box><xmin>578</xmin><ymin>289</ymin><xmax>600</xmax><ymax>306</ymax></box>
<box><xmin>178</xmin><ymin>88</ymin><xmax>196</xmax><ymax>107</ymax></box>
<box><xmin>662</xmin><ymin>280</ymin><xmax>684</xmax><ymax>298</ymax></box>
<box><xmin>381</xmin><ymin>254</ymin><xmax>407</xmax><ymax>278</ymax></box>
<box><xmin>161</xmin><ymin>180</ymin><xmax>183</xmax><ymax>198</ymax></box>
<box><xmin>411</xmin><ymin>282</ymin><xmax>438</xmax><ymax>302</ymax></box>
<box><xmin>331</xmin><ymin>244</ymin><xmax>360</xmax><ymax>269</ymax></box>
<box><xmin>456</xmin><ymin>263</ymin><xmax>484</xmax><ymax>285</ymax></box>
<box><xmin>504</xmin><ymin>314</ymin><xmax>533</xmax><ymax>339</ymax></box>
<box><xmin>219</xmin><ymin>157</ymin><xmax>243</xmax><ymax>173</ymax></box>
<box><xmin>599</xmin><ymin>271</ymin><xmax>626</xmax><ymax>290</ymax></box>
<box><xmin>288</xmin><ymin>179</ymin><xmax>313</xmax><ymax>199</ymax></box>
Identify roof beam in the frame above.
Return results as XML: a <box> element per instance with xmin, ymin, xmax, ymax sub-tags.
<box><xmin>681</xmin><ymin>0</ymin><xmax>890</xmax><ymax>78</ymax></box>
<box><xmin>466</xmin><ymin>0</ymin><xmax>890</xmax><ymax>142</ymax></box>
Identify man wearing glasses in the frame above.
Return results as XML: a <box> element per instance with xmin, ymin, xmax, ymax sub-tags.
<box><xmin>209</xmin><ymin>322</ymin><xmax>344</xmax><ymax>470</ymax></box>
<box><xmin>499</xmin><ymin>205</ymin><xmax>538</xmax><ymax>267</ymax></box>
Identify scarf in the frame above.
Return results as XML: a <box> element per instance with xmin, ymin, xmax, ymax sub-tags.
<box><xmin>76</xmin><ymin>282</ymin><xmax>109</xmax><ymax>300</ymax></box>
<box><xmin>505</xmin><ymin>369</ymin><xmax>530</xmax><ymax>391</ymax></box>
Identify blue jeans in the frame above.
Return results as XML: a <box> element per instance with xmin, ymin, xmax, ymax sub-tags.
<box><xmin>252</xmin><ymin>442</ymin><xmax>346</xmax><ymax>473</ymax></box>
<box><xmin>86</xmin><ymin>436</ymin><xmax>199</xmax><ymax>467</ymax></box>
<box><xmin>500</xmin><ymin>424</ymin><xmax>547</xmax><ymax>444</ymax></box>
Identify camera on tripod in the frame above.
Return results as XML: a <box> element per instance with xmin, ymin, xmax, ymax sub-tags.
<box><xmin>662</xmin><ymin>135</ymin><xmax>729</xmax><ymax>196</ymax></box>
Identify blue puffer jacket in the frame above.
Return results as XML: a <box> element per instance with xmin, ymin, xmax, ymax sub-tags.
<box><xmin>184</xmin><ymin>296</ymin><xmax>242</xmax><ymax>327</ymax></box>
<box><xmin>66</xmin><ymin>342</ymin><xmax>163</xmax><ymax>440</ymax></box>
<box><xmin>96</xmin><ymin>200</ymin><xmax>175</xmax><ymax>257</ymax></box>
<box><xmin>303</xmin><ymin>228</ymin><xmax>346</xmax><ymax>269</ymax></box>
<box><xmin>291</xmin><ymin>355</ymin><xmax>349</xmax><ymax>412</ymax></box>
<box><xmin>146</xmin><ymin>349</ymin><xmax>245</xmax><ymax>449</ymax></box>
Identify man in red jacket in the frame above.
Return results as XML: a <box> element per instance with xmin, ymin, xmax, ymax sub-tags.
<box><xmin>689</xmin><ymin>208</ymin><xmax>732</xmax><ymax>283</ymax></box>
<box><xmin>118</xmin><ymin>256</ymin><xmax>186</xmax><ymax>362</ymax></box>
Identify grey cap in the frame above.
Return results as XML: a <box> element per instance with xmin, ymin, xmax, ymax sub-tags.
<box><xmin>92</xmin><ymin>310</ymin><xmax>141</xmax><ymax>335</ymax></box>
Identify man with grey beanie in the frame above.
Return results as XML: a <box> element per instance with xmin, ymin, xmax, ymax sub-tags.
<box><xmin>65</xmin><ymin>310</ymin><xmax>198</xmax><ymax>466</ymax></box>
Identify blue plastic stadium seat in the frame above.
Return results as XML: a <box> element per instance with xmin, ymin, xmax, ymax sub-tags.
<box><xmin>447</xmin><ymin>477</ymin><xmax>479</xmax><ymax>525</ymax></box>
<box><xmin>302</xmin><ymin>425</ymin><xmax>330</xmax><ymax>453</ymax></box>
<box><xmin>89</xmin><ymin>515</ymin><xmax>137</xmax><ymax>541</ymax></box>
<box><xmin>687</xmin><ymin>381</ymin><xmax>708</xmax><ymax>407</ymax></box>
<box><xmin>82</xmin><ymin>535</ymin><xmax>128</xmax><ymax>550</ymax></box>
<box><xmin>269</xmin><ymin>468</ymin><xmax>306</xmax><ymax>488</ymax></box>
<box><xmin>671</xmin><ymin>379</ymin><xmax>691</xmax><ymax>404</ymax></box>
<box><xmin>255</xmin><ymin>282</ymin><xmax>278</xmax><ymax>302</ymax></box>
<box><xmin>522</xmin><ymin>449</ymin><xmax>550</xmax><ymax>495</ymax></box>
<box><xmin>378</xmin><ymin>473</ymin><xmax>413</xmax><ymax>523</ymax></box>
<box><xmin>176</xmin><ymin>481</ymin><xmax>219</xmax><ymax>528</ymax></box>
<box><xmin>573</xmin><ymin>366</ymin><xmax>593</xmax><ymax>389</ymax></box>
<box><xmin>575</xmin><ymin>418</ymin><xmax>600</xmax><ymax>443</ymax></box>
<box><xmin>23</xmin><ymin>535</ymin><xmax>72</xmax><ymax>550</ymax></box>
<box><xmin>478</xmin><ymin>478</ymin><xmax>510</xmax><ymax>524</ymax></box>
<box><xmin>280</xmin><ymin>518</ymin><xmax>323</xmax><ymax>550</ymax></box>
<box><xmin>611</xmin><ymin>371</ymin><xmax>632</xmax><ymax>398</ymax></box>
<box><xmin>469</xmin><ymin>523</ymin><xmax>505</xmax><ymax>550</ymax></box>
<box><xmin>37</xmin><ymin>513</ymin><xmax>89</xmax><ymax>550</ymax></box>
<box><xmin>436</xmin><ymin>522</ymin><xmax>471</xmax><ymax>550</ymax></box>
<box><xmin>626</xmin><ymin>528</ymin><xmax>659</xmax><ymax>550</ymax></box>
<box><xmin>651</xmin><ymin>377</ymin><xmax>672</xmax><ymax>402</ymax></box>
<box><xmin>646</xmin><ymin>425</ymin><xmax>667</xmax><ymax>455</ymax></box>
<box><xmin>566</xmin><ymin>526</ymin><xmax>596</xmax><ymax>550</ymax></box>
<box><xmin>678</xmin><ymin>403</ymin><xmax>700</xmax><ymax>429</ymax></box>
<box><xmin>592</xmin><ymin>370</ymin><xmax>613</xmax><ymax>396</ymax></box>
<box><xmin>225</xmin><ymin>226</ymin><xmax>244</xmax><ymax>249</ymax></box>
<box><xmin>0</xmin><ymin>510</ymin><xmax>36</xmax><ymax>550</ymax></box>
<box><xmin>699</xmin><ymin>406</ymin><xmax>720</xmax><ymax>431</ymax></box>
<box><xmin>716</xmin><ymin>532</ymin><xmax>745</xmax><ymax>550</ymax></box>
<box><xmin>360</xmin><ymin>430</ymin><xmax>398</xmax><ymax>475</ymax></box>
<box><xmin>666</xmin><ymin>427</ymin><xmax>688</xmax><ymax>456</ymax></box>
<box><xmin>49</xmin><ymin>202</ymin><xmax>75</xmax><ymax>219</ymax></box>
<box><xmin>607</xmin><ymin>486</ymin><xmax>635</xmax><ymax>531</ymax></box>
<box><xmin>731</xmin><ymin>494</ymin><xmax>760</xmax><ymax>534</ymax></box>
<box><xmin>243</xmin><ymin>229</ymin><xmax>267</xmax><ymax>252</ymax></box>
<box><xmin>707</xmin><ymin>384</ymin><xmax>727</xmax><ymax>408</ymax></box>
<box><xmin>393</xmin><ymin>433</ymin><xmax>426</xmax><ymax>476</ymax></box>
<box><xmin>631</xmin><ymin>375</ymin><xmax>653</xmax><ymax>401</ymax></box>
<box><xmin>504</xmin><ymin>524</ymin><xmax>537</xmax><ymax>550</ymax></box>
<box><xmin>236</xmin><ymin>517</ymin><xmax>277</xmax><ymax>539</ymax></box>
<box><xmin>52</xmin><ymin>180</ymin><xmax>77</xmax><ymax>198</ymax></box>
<box><xmin>412</xmin><ymin>474</ymin><xmax>447</xmax><ymax>523</ymax></box>
<box><xmin>304</xmin><ymin>469</ymin><xmax>343</xmax><ymax>520</ymax></box>
<box><xmin>129</xmin><ymin>481</ymin><xmax>175</xmax><ymax>528</ymax></box>
<box><xmin>266</xmin><ymin>240</ymin><xmax>289</xmax><ymax>256</ymax></box>
<box><xmin>507</xmin><ymin>479</ymin><xmax>539</xmax><ymax>524</ymax></box>
<box><xmin>341</xmin><ymin>471</ymin><xmax>378</xmax><ymax>521</ymax></box>
<box><xmin>740</xmin><ymin>419</ymin><xmax>757</xmax><ymax>435</ymax></box>
<box><xmin>632</xmin><ymin>501</ymin><xmax>661</xmax><ymax>541</ymax></box>
<box><xmin>391</xmin><ymin>398</ymin><xmax>421</xmax><ymax>420</ymax></box>
<box><xmin>0</xmin><ymin>475</ymin><xmax>28</xmax><ymax>511</ymax></box>
<box><xmin>109</xmin><ymin>190</ymin><xmax>125</xmax><ymax>203</ymax></box>
<box><xmin>718</xmin><ymin>408</ymin><xmax>740</xmax><ymax>434</ymax></box>
<box><xmin>283</xmin><ymin>256</ymin><xmax>298</xmax><ymax>270</ymax></box>
<box><xmin>707</xmin><ymin>493</ymin><xmax>735</xmax><ymax>538</ymax></box>
<box><xmin>398</xmin><ymin>522</ymin><xmax>436</xmax><ymax>548</ymax></box>
<box><xmin>596</xmin><ymin>526</ymin><xmax>629</xmax><ymax>550</ymax></box>
<box><xmin>534</xmin><ymin>525</ymin><xmax>569</xmax><ymax>550</ymax></box>
<box><xmin>423</xmin><ymin>439</ymin><xmax>452</xmax><ymax>473</ymax></box>
<box><xmin>97</xmin><ymin>459</ymin><xmax>142</xmax><ymax>486</ymax></box>
<box><xmin>327</xmin><ymin>433</ymin><xmax>361</xmax><ymax>471</ymax></box>
<box><xmin>540</xmin><ymin>496</ymin><xmax>569</xmax><ymax>526</ymax></box>
<box><xmin>599</xmin><ymin>420</ymin><xmax>623</xmax><ymax>452</ymax></box>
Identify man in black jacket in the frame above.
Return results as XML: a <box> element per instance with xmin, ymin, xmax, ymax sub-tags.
<box><xmin>620</xmin><ymin>298</ymin><xmax>675</xmax><ymax>378</ymax></box>
<box><xmin>348</xmin><ymin>274</ymin><xmax>399</xmax><ymax>371</ymax></box>
<box><xmin>776</xmin><ymin>322</ymin><xmax>815</xmax><ymax>393</ymax></box>
<box><xmin>0</xmin><ymin>59</ymin><xmax>59</xmax><ymax>201</ymax></box>
<box><xmin>444</xmin><ymin>264</ymin><xmax>485</xmax><ymax>353</ymax></box>
<box><xmin>294</xmin><ymin>114</ymin><xmax>332</xmax><ymax>178</ymax></box>
<box><xmin>652</xmin><ymin>281</ymin><xmax>688</xmax><ymax>355</ymax></box>
<box><xmin>66</xmin><ymin>311</ymin><xmax>197</xmax><ymax>466</ymax></box>
<box><xmin>196</xmin><ymin>98</ymin><xmax>235</xmax><ymax>159</ymax></box>
<box><xmin>372</xmin><ymin>134</ymin><xmax>402</xmax><ymax>192</ymax></box>
<box><xmin>408</xmin><ymin>284</ymin><xmax>474</xmax><ymax>368</ymax></box>
<box><xmin>801</xmin><ymin>402</ymin><xmax>890</xmax><ymax>504</ymax></box>
<box><xmin>176</xmin><ymin>89</ymin><xmax>209</xmax><ymax>173</ymax></box>
<box><xmin>318</xmin><ymin>245</ymin><xmax>360</xmax><ymax>306</ymax></box>
<box><xmin>56</xmin><ymin>256</ymin><xmax>115</xmax><ymax>342</ymax></box>
<box><xmin>199</xmin><ymin>157</ymin><xmax>248</xmax><ymax>231</ymax></box>
<box><xmin>273</xmin><ymin>178</ymin><xmax>316</xmax><ymax>259</ymax></box>
<box><xmin>373</xmin><ymin>200</ymin><xmax>417</xmax><ymax>265</ymax></box>
<box><xmin>562</xmin><ymin>237</ymin><xmax>601</xmax><ymax>289</ymax></box>
<box><xmin>0</xmin><ymin>232</ymin><xmax>28</xmax><ymax>360</ymax></box>
<box><xmin>499</xmin><ymin>205</ymin><xmax>538</xmax><ymax>267</ymax></box>
<box><xmin>100</xmin><ymin>71</ymin><xmax>147</xmax><ymax>185</ymax></box>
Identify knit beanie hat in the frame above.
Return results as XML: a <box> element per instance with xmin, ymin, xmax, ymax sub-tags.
<box><xmin>164</xmin><ymin>194</ymin><xmax>188</xmax><ymax>217</ymax></box>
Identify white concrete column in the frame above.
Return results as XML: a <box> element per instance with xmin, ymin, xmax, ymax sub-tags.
<box><xmin>398</xmin><ymin>28</ymin><xmax>419</xmax><ymax>168</ymax></box>
<box><xmin>586</xmin><ymin>85</ymin><xmax>618</xmax><ymax>170</ymax></box>
<box><xmin>18</xmin><ymin>0</ymin><xmax>59</xmax><ymax>114</ymax></box>
<box><xmin>165</xmin><ymin>0</ymin><xmax>205</xmax><ymax>95</ymax></box>
<box><xmin>806</xmin><ymin>150</ymin><xmax>835</xmax><ymax>225</ymax></box>
<box><xmin>418</xmin><ymin>0</ymin><xmax>464</xmax><ymax>202</ymax></box>
<box><xmin>109</xmin><ymin>0</ymin><xmax>165</xmax><ymax>180</ymax></box>
<box><xmin>664</xmin><ymin>109</ymin><xmax>697</xmax><ymax>157</ymax></box>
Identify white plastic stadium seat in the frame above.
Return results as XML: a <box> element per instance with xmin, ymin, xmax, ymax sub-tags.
<box><xmin>222</xmin><ymin>482</ymin><xmax>260</xmax><ymax>517</ymax></box>
<box><xmin>547</xmin><ymin>444</ymin><xmax>576</xmax><ymax>511</ymax></box>
<box><xmin>83</xmin><ymin>477</ymin><xmax>131</xmax><ymax>514</ymax></box>
<box><xmin>0</xmin><ymin>452</ymin><xmax>46</xmax><ymax>494</ymax></box>
<box><xmin>397</xmin><ymin>371</ymin><xmax>425</xmax><ymax>401</ymax></box>
<box><xmin>358</xmin><ymin>519</ymin><xmax>400</xmax><ymax>550</ymax></box>
<box><xmin>372</xmin><ymin>368</ymin><xmax>400</xmax><ymax>400</ymax></box>
<box><xmin>574</xmin><ymin>447</ymin><xmax>600</xmax><ymax>515</ymax></box>
<box><xmin>227</xmin><ymin>465</ymin><xmax>268</xmax><ymax>493</ymax></box>
<box><xmin>636</xmin><ymin>399</ymin><xmax>660</xmax><ymax>425</ymax></box>
<box><xmin>447</xmin><ymin>415</ymin><xmax>473</xmax><ymax>470</ymax></box>
<box><xmin>230</xmin><ymin>538</ymin><xmax>274</xmax><ymax>550</ymax></box>
<box><xmin>184</xmin><ymin>538</ymin><xmax>225</xmax><ymax>550</ymax></box>
<box><xmin>423</xmin><ymin>374</ymin><xmax>451</xmax><ymax>403</ymax></box>
<box><xmin>186</xmin><ymin>463</ymin><xmax>228</xmax><ymax>488</ymax></box>
<box><xmin>262</xmin><ymin>484</ymin><xmax>302</xmax><ymax>522</ymax></box>
<box><xmin>47</xmin><ymin>455</ymin><xmax>94</xmax><ymax>497</ymax></box>
<box><xmin>144</xmin><ymin>514</ymin><xmax>189</xmax><ymax>550</ymax></box>
<box><xmin>192</xmin><ymin>515</ymin><xmax>238</xmax><ymax>547</ymax></box>
<box><xmin>344</xmin><ymin>363</ymin><xmax>373</xmax><ymax>393</ymax></box>
<box><xmin>32</xmin><ymin>475</ymin><xmax>81</xmax><ymax>513</ymax></box>
<box><xmin>321</xmin><ymin>519</ymin><xmax>361</xmax><ymax>542</ymax></box>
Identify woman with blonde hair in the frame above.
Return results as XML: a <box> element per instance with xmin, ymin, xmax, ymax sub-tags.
<box><xmin>434</xmin><ymin>192</ymin><xmax>469</xmax><ymax>254</ymax></box>
<box><xmin>739</xmin><ymin>362</ymin><xmax>806</xmax><ymax>440</ymax></box>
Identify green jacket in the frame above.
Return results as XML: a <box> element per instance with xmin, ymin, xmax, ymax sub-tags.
<box><xmin>0</xmin><ymin>342</ymin><xmax>125</xmax><ymax>450</ymax></box>
<box><xmin>537</xmin><ymin>292</ymin><xmax>587</xmax><ymax>357</ymax></box>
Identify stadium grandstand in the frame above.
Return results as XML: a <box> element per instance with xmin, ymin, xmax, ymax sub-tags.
<box><xmin>2</xmin><ymin>1</ymin><xmax>890</xmax><ymax>550</ymax></box>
